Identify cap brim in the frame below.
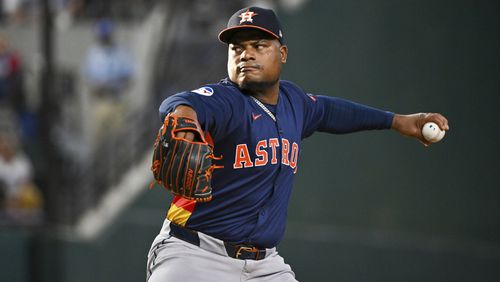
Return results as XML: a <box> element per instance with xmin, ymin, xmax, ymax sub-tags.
<box><xmin>218</xmin><ymin>25</ymin><xmax>281</xmax><ymax>44</ymax></box>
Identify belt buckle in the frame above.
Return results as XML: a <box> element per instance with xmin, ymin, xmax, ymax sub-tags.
<box><xmin>235</xmin><ymin>246</ymin><xmax>257</xmax><ymax>259</ymax></box>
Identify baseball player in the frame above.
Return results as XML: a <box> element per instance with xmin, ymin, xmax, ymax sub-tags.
<box><xmin>147</xmin><ymin>6</ymin><xmax>449</xmax><ymax>282</ymax></box>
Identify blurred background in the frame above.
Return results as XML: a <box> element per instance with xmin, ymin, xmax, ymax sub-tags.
<box><xmin>0</xmin><ymin>0</ymin><xmax>498</xmax><ymax>281</ymax></box>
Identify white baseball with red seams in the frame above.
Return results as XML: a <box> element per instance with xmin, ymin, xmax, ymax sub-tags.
<box><xmin>422</xmin><ymin>122</ymin><xmax>445</xmax><ymax>143</ymax></box>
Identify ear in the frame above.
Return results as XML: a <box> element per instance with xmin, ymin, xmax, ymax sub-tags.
<box><xmin>280</xmin><ymin>45</ymin><xmax>288</xmax><ymax>64</ymax></box>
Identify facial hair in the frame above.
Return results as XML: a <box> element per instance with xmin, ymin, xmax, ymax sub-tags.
<box><xmin>239</xmin><ymin>78</ymin><xmax>278</xmax><ymax>93</ymax></box>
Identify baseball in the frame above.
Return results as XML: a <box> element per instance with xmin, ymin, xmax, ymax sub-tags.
<box><xmin>422</xmin><ymin>122</ymin><xmax>445</xmax><ymax>143</ymax></box>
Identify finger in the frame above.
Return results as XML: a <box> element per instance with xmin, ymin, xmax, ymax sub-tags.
<box><xmin>175</xmin><ymin>131</ymin><xmax>195</xmax><ymax>141</ymax></box>
<box><xmin>185</xmin><ymin>132</ymin><xmax>195</xmax><ymax>141</ymax></box>
<box><xmin>442</xmin><ymin>116</ymin><xmax>449</xmax><ymax>130</ymax></box>
<box><xmin>433</xmin><ymin>117</ymin><xmax>447</xmax><ymax>131</ymax></box>
<box><xmin>419</xmin><ymin>138</ymin><xmax>430</xmax><ymax>148</ymax></box>
<box><xmin>175</xmin><ymin>131</ymin><xmax>187</xmax><ymax>138</ymax></box>
<box><xmin>428</xmin><ymin>113</ymin><xmax>449</xmax><ymax>131</ymax></box>
<box><xmin>437</xmin><ymin>115</ymin><xmax>449</xmax><ymax>131</ymax></box>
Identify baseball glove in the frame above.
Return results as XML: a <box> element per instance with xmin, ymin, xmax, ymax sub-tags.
<box><xmin>151</xmin><ymin>113</ymin><xmax>222</xmax><ymax>202</ymax></box>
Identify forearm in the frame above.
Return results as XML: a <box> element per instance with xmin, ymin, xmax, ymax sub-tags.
<box><xmin>159</xmin><ymin>95</ymin><xmax>196</xmax><ymax>122</ymax></box>
<box><xmin>171</xmin><ymin>105</ymin><xmax>198</xmax><ymax>120</ymax></box>
<box><xmin>168</xmin><ymin>105</ymin><xmax>199</xmax><ymax>141</ymax></box>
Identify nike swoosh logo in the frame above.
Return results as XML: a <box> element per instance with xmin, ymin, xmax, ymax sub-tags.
<box><xmin>252</xmin><ymin>113</ymin><xmax>262</xmax><ymax>121</ymax></box>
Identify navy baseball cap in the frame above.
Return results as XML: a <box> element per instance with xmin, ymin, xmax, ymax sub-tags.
<box><xmin>218</xmin><ymin>7</ymin><xmax>285</xmax><ymax>44</ymax></box>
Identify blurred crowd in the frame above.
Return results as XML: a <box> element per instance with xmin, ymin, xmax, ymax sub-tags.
<box><xmin>0</xmin><ymin>133</ymin><xmax>42</xmax><ymax>225</ymax></box>
<box><xmin>82</xmin><ymin>18</ymin><xmax>134</xmax><ymax>142</ymax></box>
<box><xmin>82</xmin><ymin>17</ymin><xmax>135</xmax><ymax>187</ymax></box>
<box><xmin>0</xmin><ymin>1</ymin><xmax>138</xmax><ymax>227</ymax></box>
<box><xmin>0</xmin><ymin>32</ymin><xmax>42</xmax><ymax>226</ymax></box>
<box><xmin>0</xmin><ymin>0</ymin><xmax>307</xmax><ymax>26</ymax></box>
<box><xmin>0</xmin><ymin>0</ymin><xmax>158</xmax><ymax>27</ymax></box>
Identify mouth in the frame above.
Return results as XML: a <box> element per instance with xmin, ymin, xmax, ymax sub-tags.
<box><xmin>237</xmin><ymin>64</ymin><xmax>261</xmax><ymax>73</ymax></box>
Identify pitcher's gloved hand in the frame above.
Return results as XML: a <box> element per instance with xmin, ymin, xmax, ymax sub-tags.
<box><xmin>151</xmin><ymin>113</ymin><xmax>222</xmax><ymax>202</ymax></box>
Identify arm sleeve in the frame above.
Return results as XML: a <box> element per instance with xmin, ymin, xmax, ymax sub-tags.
<box><xmin>158</xmin><ymin>89</ymin><xmax>235</xmax><ymax>138</ymax></box>
<box><xmin>302</xmin><ymin>94</ymin><xmax>394</xmax><ymax>138</ymax></box>
<box><xmin>159</xmin><ymin>93</ymin><xmax>196</xmax><ymax>122</ymax></box>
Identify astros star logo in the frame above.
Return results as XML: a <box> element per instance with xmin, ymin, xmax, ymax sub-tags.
<box><xmin>239</xmin><ymin>9</ymin><xmax>258</xmax><ymax>24</ymax></box>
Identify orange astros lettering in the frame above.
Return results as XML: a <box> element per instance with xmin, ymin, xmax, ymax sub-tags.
<box><xmin>233</xmin><ymin>138</ymin><xmax>299</xmax><ymax>170</ymax></box>
<box><xmin>268</xmin><ymin>138</ymin><xmax>280</xmax><ymax>164</ymax></box>
<box><xmin>233</xmin><ymin>144</ymin><xmax>254</xmax><ymax>169</ymax></box>
<box><xmin>254</xmin><ymin>140</ymin><xmax>268</xmax><ymax>166</ymax></box>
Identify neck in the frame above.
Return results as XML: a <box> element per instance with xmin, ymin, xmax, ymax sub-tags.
<box><xmin>243</xmin><ymin>81</ymin><xmax>280</xmax><ymax>105</ymax></box>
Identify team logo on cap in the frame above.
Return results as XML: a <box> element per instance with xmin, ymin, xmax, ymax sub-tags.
<box><xmin>239</xmin><ymin>9</ymin><xmax>258</xmax><ymax>24</ymax></box>
<box><xmin>191</xmin><ymin>86</ymin><xmax>214</xmax><ymax>96</ymax></box>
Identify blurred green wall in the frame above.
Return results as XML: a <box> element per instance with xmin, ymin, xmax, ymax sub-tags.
<box><xmin>282</xmin><ymin>0</ymin><xmax>499</xmax><ymax>241</ymax></box>
<box><xmin>1</xmin><ymin>1</ymin><xmax>499</xmax><ymax>281</ymax></box>
<box><xmin>279</xmin><ymin>0</ymin><xmax>500</xmax><ymax>281</ymax></box>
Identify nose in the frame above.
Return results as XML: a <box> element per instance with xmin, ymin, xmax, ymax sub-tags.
<box><xmin>240</xmin><ymin>48</ymin><xmax>255</xmax><ymax>61</ymax></box>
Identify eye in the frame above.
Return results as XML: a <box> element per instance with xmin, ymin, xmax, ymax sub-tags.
<box><xmin>231</xmin><ymin>46</ymin><xmax>243</xmax><ymax>53</ymax></box>
<box><xmin>255</xmin><ymin>41</ymin><xmax>270</xmax><ymax>50</ymax></box>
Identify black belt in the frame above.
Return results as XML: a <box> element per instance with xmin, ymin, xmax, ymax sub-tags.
<box><xmin>169</xmin><ymin>223</ymin><xmax>266</xmax><ymax>260</ymax></box>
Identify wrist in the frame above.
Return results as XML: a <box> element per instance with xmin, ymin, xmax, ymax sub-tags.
<box><xmin>391</xmin><ymin>114</ymin><xmax>404</xmax><ymax>131</ymax></box>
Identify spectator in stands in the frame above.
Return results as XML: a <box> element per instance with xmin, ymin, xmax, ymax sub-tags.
<box><xmin>55</xmin><ymin>0</ymin><xmax>85</xmax><ymax>30</ymax></box>
<box><xmin>0</xmin><ymin>33</ymin><xmax>24</xmax><ymax>113</ymax></box>
<box><xmin>83</xmin><ymin>18</ymin><xmax>134</xmax><ymax>99</ymax></box>
<box><xmin>82</xmin><ymin>18</ymin><xmax>134</xmax><ymax>142</ymax></box>
<box><xmin>0</xmin><ymin>33</ymin><xmax>37</xmax><ymax>149</ymax></box>
<box><xmin>0</xmin><ymin>133</ymin><xmax>43</xmax><ymax>225</ymax></box>
<box><xmin>0</xmin><ymin>33</ymin><xmax>32</xmax><ymax>147</ymax></box>
<box><xmin>1</xmin><ymin>0</ymin><xmax>31</xmax><ymax>24</ymax></box>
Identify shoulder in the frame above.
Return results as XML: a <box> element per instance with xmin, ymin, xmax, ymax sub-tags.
<box><xmin>188</xmin><ymin>84</ymin><xmax>223</xmax><ymax>97</ymax></box>
<box><xmin>279</xmin><ymin>80</ymin><xmax>311</xmax><ymax>100</ymax></box>
<box><xmin>279</xmin><ymin>80</ymin><xmax>302</xmax><ymax>90</ymax></box>
<box><xmin>279</xmin><ymin>80</ymin><xmax>320</xmax><ymax>112</ymax></box>
<box><xmin>182</xmin><ymin>80</ymin><xmax>244</xmax><ymax>102</ymax></box>
<box><xmin>280</xmin><ymin>80</ymin><xmax>308</xmax><ymax>96</ymax></box>
<box><xmin>160</xmin><ymin>80</ymin><xmax>243</xmax><ymax>116</ymax></box>
<box><xmin>201</xmin><ymin>79</ymin><xmax>241</xmax><ymax>95</ymax></box>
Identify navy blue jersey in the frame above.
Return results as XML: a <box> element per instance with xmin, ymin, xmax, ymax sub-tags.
<box><xmin>159</xmin><ymin>78</ymin><xmax>393</xmax><ymax>248</ymax></box>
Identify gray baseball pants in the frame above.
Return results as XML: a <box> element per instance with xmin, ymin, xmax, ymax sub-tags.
<box><xmin>146</xmin><ymin>219</ymin><xmax>298</xmax><ymax>282</ymax></box>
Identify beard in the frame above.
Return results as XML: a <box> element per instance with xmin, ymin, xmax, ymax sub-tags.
<box><xmin>238</xmin><ymin>78</ymin><xmax>278</xmax><ymax>93</ymax></box>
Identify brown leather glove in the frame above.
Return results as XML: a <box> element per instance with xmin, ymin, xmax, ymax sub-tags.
<box><xmin>151</xmin><ymin>113</ymin><xmax>221</xmax><ymax>202</ymax></box>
